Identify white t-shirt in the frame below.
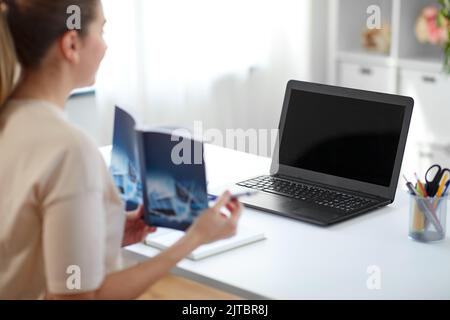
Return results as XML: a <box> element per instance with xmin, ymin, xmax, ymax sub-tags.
<box><xmin>0</xmin><ymin>99</ymin><xmax>125</xmax><ymax>299</ymax></box>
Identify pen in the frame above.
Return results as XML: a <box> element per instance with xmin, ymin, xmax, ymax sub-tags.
<box><xmin>436</xmin><ymin>173</ymin><xmax>449</xmax><ymax>198</ymax></box>
<box><xmin>403</xmin><ymin>175</ymin><xmax>418</xmax><ymax>195</ymax></box>
<box><xmin>436</xmin><ymin>174</ymin><xmax>447</xmax><ymax>197</ymax></box>
<box><xmin>208</xmin><ymin>190</ymin><xmax>257</xmax><ymax>201</ymax></box>
<box><xmin>443</xmin><ymin>181</ymin><xmax>450</xmax><ymax>197</ymax></box>
<box><xmin>414</xmin><ymin>173</ymin><xmax>428</xmax><ymax>198</ymax></box>
<box><xmin>404</xmin><ymin>176</ymin><xmax>425</xmax><ymax>232</ymax></box>
<box><xmin>435</xmin><ymin>180</ymin><xmax>450</xmax><ymax>212</ymax></box>
<box><xmin>432</xmin><ymin>174</ymin><xmax>448</xmax><ymax>209</ymax></box>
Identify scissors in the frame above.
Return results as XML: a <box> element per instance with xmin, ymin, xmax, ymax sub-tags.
<box><xmin>425</xmin><ymin>164</ymin><xmax>450</xmax><ymax>197</ymax></box>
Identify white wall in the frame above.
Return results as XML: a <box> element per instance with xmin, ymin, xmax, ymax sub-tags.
<box><xmin>66</xmin><ymin>1</ymin><xmax>330</xmax><ymax>151</ymax></box>
<box><xmin>309</xmin><ymin>0</ymin><xmax>329</xmax><ymax>84</ymax></box>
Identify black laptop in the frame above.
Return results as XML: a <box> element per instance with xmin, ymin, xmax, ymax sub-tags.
<box><xmin>237</xmin><ymin>80</ymin><xmax>414</xmax><ymax>226</ymax></box>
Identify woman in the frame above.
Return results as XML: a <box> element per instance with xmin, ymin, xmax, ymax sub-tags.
<box><xmin>0</xmin><ymin>0</ymin><xmax>242</xmax><ymax>300</ymax></box>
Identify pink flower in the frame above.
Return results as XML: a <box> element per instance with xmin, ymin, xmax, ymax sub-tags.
<box><xmin>420</xmin><ymin>6</ymin><xmax>448</xmax><ymax>45</ymax></box>
<box><xmin>423</xmin><ymin>6</ymin><xmax>438</xmax><ymax>19</ymax></box>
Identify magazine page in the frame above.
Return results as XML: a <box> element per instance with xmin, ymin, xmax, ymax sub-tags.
<box><xmin>110</xmin><ymin>106</ymin><xmax>143</xmax><ymax>211</ymax></box>
<box><xmin>138</xmin><ymin>129</ymin><xmax>208</xmax><ymax>231</ymax></box>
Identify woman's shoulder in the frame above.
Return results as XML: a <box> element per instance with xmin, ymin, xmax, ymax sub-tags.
<box><xmin>3</xmin><ymin>99</ymin><xmax>104</xmax><ymax>177</ymax></box>
<box><xmin>4</xmin><ymin>99</ymin><xmax>99</xmax><ymax>153</ymax></box>
<box><xmin>46</xmin><ymin>115</ymin><xmax>104</xmax><ymax>174</ymax></box>
<box><xmin>1</xmin><ymin>99</ymin><xmax>108</xmax><ymax>200</ymax></box>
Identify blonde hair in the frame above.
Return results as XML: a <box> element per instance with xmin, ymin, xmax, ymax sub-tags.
<box><xmin>0</xmin><ymin>4</ymin><xmax>18</xmax><ymax>108</ymax></box>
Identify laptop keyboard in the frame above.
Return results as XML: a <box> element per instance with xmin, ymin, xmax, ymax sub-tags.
<box><xmin>237</xmin><ymin>176</ymin><xmax>378</xmax><ymax>213</ymax></box>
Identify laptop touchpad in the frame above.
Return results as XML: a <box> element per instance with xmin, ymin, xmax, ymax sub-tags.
<box><xmin>291</xmin><ymin>206</ymin><xmax>340</xmax><ymax>221</ymax></box>
<box><xmin>242</xmin><ymin>192</ymin><xmax>340</xmax><ymax>222</ymax></box>
<box><xmin>241</xmin><ymin>192</ymin><xmax>296</xmax><ymax>211</ymax></box>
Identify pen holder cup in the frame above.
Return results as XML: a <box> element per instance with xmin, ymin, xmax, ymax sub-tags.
<box><xmin>409</xmin><ymin>194</ymin><xmax>448</xmax><ymax>243</ymax></box>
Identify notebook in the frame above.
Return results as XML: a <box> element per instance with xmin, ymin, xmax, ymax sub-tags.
<box><xmin>145</xmin><ymin>225</ymin><xmax>266</xmax><ymax>261</ymax></box>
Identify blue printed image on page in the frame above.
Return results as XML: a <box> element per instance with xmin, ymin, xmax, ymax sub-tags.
<box><xmin>110</xmin><ymin>106</ymin><xmax>143</xmax><ymax>211</ymax></box>
<box><xmin>140</xmin><ymin>131</ymin><xmax>208</xmax><ymax>231</ymax></box>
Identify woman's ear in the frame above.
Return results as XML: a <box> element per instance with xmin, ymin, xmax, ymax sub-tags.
<box><xmin>59</xmin><ymin>30</ymin><xmax>81</xmax><ymax>64</ymax></box>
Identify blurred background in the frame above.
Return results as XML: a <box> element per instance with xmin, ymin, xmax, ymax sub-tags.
<box><xmin>67</xmin><ymin>0</ymin><xmax>450</xmax><ymax>178</ymax></box>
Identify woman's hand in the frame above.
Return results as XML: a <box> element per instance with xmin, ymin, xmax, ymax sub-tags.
<box><xmin>186</xmin><ymin>191</ymin><xmax>243</xmax><ymax>246</ymax></box>
<box><xmin>122</xmin><ymin>205</ymin><xmax>157</xmax><ymax>247</ymax></box>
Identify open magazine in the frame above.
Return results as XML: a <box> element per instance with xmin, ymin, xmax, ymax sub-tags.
<box><xmin>110</xmin><ymin>106</ymin><xmax>208</xmax><ymax>231</ymax></box>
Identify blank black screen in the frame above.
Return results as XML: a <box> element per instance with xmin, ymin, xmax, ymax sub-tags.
<box><xmin>279</xmin><ymin>89</ymin><xmax>405</xmax><ymax>187</ymax></box>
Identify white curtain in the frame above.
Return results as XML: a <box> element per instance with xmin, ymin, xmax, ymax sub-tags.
<box><xmin>95</xmin><ymin>0</ymin><xmax>313</xmax><ymax>152</ymax></box>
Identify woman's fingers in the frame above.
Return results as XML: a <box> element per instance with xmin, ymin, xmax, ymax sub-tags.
<box><xmin>213</xmin><ymin>191</ymin><xmax>231</xmax><ymax>211</ymax></box>
<box><xmin>220</xmin><ymin>212</ymin><xmax>228</xmax><ymax>219</ymax></box>
<box><xmin>229</xmin><ymin>201</ymin><xmax>242</xmax><ymax>224</ymax></box>
<box><xmin>223</xmin><ymin>198</ymin><xmax>242</xmax><ymax>224</ymax></box>
<box><xmin>126</xmin><ymin>205</ymin><xmax>144</xmax><ymax>220</ymax></box>
<box><xmin>224</xmin><ymin>200</ymin><xmax>242</xmax><ymax>238</ymax></box>
<box><xmin>225</xmin><ymin>202</ymin><xmax>236</xmax><ymax>212</ymax></box>
<box><xmin>146</xmin><ymin>226</ymin><xmax>157</xmax><ymax>233</ymax></box>
<box><xmin>136</xmin><ymin>205</ymin><xmax>145</xmax><ymax>219</ymax></box>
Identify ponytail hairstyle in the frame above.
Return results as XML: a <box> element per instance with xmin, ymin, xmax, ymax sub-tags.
<box><xmin>0</xmin><ymin>0</ymin><xmax>17</xmax><ymax>107</ymax></box>
<box><xmin>0</xmin><ymin>0</ymin><xmax>99</xmax><ymax>109</ymax></box>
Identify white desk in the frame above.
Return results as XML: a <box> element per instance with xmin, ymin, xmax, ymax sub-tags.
<box><xmin>101</xmin><ymin>145</ymin><xmax>450</xmax><ymax>300</ymax></box>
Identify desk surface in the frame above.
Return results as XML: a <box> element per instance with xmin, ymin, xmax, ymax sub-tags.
<box><xmin>101</xmin><ymin>145</ymin><xmax>450</xmax><ymax>300</ymax></box>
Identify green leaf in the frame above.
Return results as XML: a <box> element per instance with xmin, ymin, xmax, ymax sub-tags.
<box><xmin>438</xmin><ymin>12</ymin><xmax>445</xmax><ymax>26</ymax></box>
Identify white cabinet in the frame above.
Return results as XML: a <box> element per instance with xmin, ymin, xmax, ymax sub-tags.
<box><xmin>398</xmin><ymin>69</ymin><xmax>450</xmax><ymax>176</ymax></box>
<box><xmin>417</xmin><ymin>142</ymin><xmax>450</xmax><ymax>177</ymax></box>
<box><xmin>399</xmin><ymin>69</ymin><xmax>450</xmax><ymax>141</ymax></box>
<box><xmin>338</xmin><ymin>62</ymin><xmax>395</xmax><ymax>93</ymax></box>
<box><xmin>329</xmin><ymin>0</ymin><xmax>450</xmax><ymax>176</ymax></box>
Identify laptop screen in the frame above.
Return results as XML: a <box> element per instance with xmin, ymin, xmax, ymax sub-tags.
<box><xmin>279</xmin><ymin>89</ymin><xmax>406</xmax><ymax>187</ymax></box>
